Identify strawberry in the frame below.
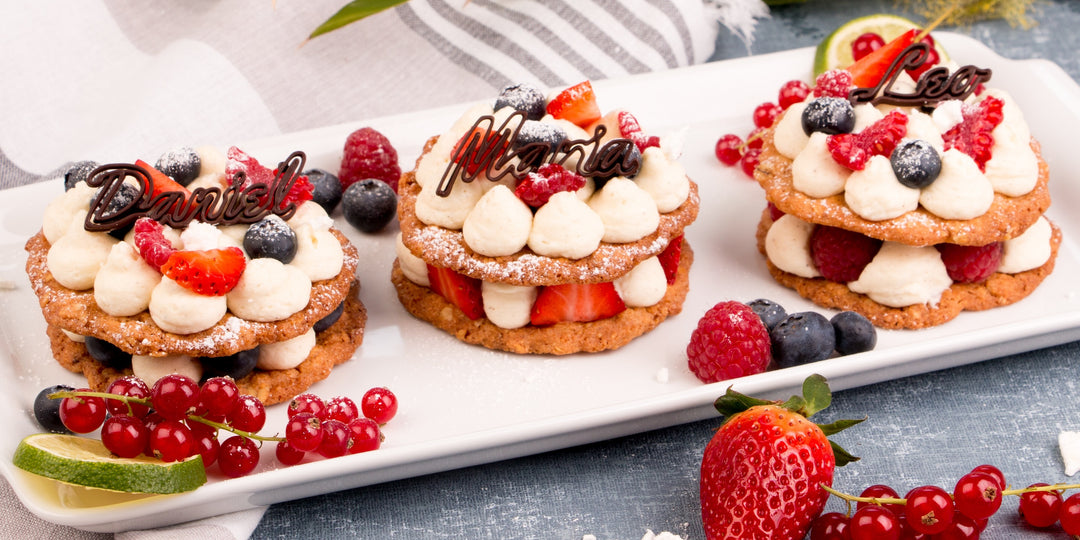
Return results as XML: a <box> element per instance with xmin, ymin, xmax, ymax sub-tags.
<box><xmin>225</xmin><ymin>146</ymin><xmax>313</xmax><ymax>211</ymax></box>
<box><xmin>426</xmin><ymin>264</ymin><xmax>484</xmax><ymax>320</ymax></box>
<box><xmin>616</xmin><ymin>110</ymin><xmax>661</xmax><ymax>152</ymax></box>
<box><xmin>701</xmin><ymin>376</ymin><xmax>862</xmax><ymax>540</ymax></box>
<box><xmin>161</xmin><ymin>247</ymin><xmax>246</xmax><ymax>296</ymax></box>
<box><xmin>529</xmin><ymin>282</ymin><xmax>626</xmax><ymax>326</ymax></box>
<box><xmin>136</xmin><ymin>159</ymin><xmax>191</xmax><ymax>199</ymax></box>
<box><xmin>657</xmin><ymin>235</ymin><xmax>683</xmax><ymax>285</ymax></box>
<box><xmin>545</xmin><ymin>80</ymin><xmax>602</xmax><ymax>129</ymax></box>
<box><xmin>451</xmin><ymin>127</ymin><xmax>512</xmax><ymax>176</ymax></box>
<box><xmin>846</xmin><ymin>28</ymin><xmax>920</xmax><ymax>88</ymax></box>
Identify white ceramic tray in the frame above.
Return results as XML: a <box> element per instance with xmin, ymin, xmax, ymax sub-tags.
<box><xmin>2</xmin><ymin>33</ymin><xmax>1080</xmax><ymax>532</ymax></box>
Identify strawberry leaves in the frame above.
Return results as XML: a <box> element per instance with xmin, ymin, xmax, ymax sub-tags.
<box><xmin>308</xmin><ymin>0</ymin><xmax>410</xmax><ymax>40</ymax></box>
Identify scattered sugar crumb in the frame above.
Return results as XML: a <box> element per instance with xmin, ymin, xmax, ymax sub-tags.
<box><xmin>655</xmin><ymin>367</ymin><xmax>670</xmax><ymax>384</ymax></box>
<box><xmin>1060</xmin><ymin>431</ymin><xmax>1080</xmax><ymax>476</ymax></box>
<box><xmin>642</xmin><ymin>530</ymin><xmax>684</xmax><ymax>540</ymax></box>
<box><xmin>582</xmin><ymin>535</ymin><xmax>597</xmax><ymax>540</ymax></box>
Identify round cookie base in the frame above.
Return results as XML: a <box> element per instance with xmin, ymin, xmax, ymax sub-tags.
<box><xmin>391</xmin><ymin>240</ymin><xmax>694</xmax><ymax>354</ymax></box>
<box><xmin>755</xmin><ymin>209</ymin><xmax>1062</xmax><ymax>329</ymax></box>
<box><xmin>48</xmin><ymin>281</ymin><xmax>367</xmax><ymax>405</ymax></box>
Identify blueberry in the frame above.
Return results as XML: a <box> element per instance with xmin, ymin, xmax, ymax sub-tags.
<box><xmin>244</xmin><ymin>215</ymin><xmax>297</xmax><ymax>264</ymax></box>
<box><xmin>515</xmin><ymin>120</ymin><xmax>566</xmax><ymax>167</ymax></box>
<box><xmin>593</xmin><ymin>142</ymin><xmax>641</xmax><ymax>184</ymax></box>
<box><xmin>34</xmin><ymin>384</ymin><xmax>74</xmax><ymax>433</ymax></box>
<box><xmin>770</xmin><ymin>312</ymin><xmax>836</xmax><ymax>368</ymax></box>
<box><xmin>155</xmin><ymin>147</ymin><xmax>201</xmax><ymax>187</ymax></box>
<box><xmin>314</xmin><ymin>301</ymin><xmax>345</xmax><ymax>333</ymax></box>
<box><xmin>64</xmin><ymin>160</ymin><xmax>99</xmax><ymax>191</ymax></box>
<box><xmin>83</xmin><ymin>336</ymin><xmax>132</xmax><ymax>370</ymax></box>
<box><xmin>305</xmin><ymin>168</ymin><xmax>343</xmax><ymax>214</ymax></box>
<box><xmin>890</xmin><ymin>140</ymin><xmax>942</xmax><ymax>189</ymax></box>
<box><xmin>342</xmin><ymin>179</ymin><xmax>397</xmax><ymax>233</ymax></box>
<box><xmin>746</xmin><ymin>298</ymin><xmax>787</xmax><ymax>331</ymax></box>
<box><xmin>801</xmin><ymin>97</ymin><xmax>855</xmax><ymax>135</ymax></box>
<box><xmin>831</xmin><ymin>311</ymin><xmax>877</xmax><ymax>355</ymax></box>
<box><xmin>494</xmin><ymin>83</ymin><xmax>546</xmax><ymax>121</ymax></box>
<box><xmin>201</xmin><ymin>348</ymin><xmax>260</xmax><ymax>381</ymax></box>
<box><xmin>90</xmin><ymin>182</ymin><xmax>140</xmax><ymax>239</ymax></box>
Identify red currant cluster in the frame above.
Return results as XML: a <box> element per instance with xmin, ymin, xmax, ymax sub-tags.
<box><xmin>275</xmin><ymin>387</ymin><xmax>398</xmax><ymax>465</ymax></box>
<box><xmin>714</xmin><ymin>80</ymin><xmax>809</xmax><ymax>178</ymax></box>
<box><xmin>812</xmin><ymin>464</ymin><xmax>1080</xmax><ymax>539</ymax></box>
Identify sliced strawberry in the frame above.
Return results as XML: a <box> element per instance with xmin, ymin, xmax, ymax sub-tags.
<box><xmin>530</xmin><ymin>282</ymin><xmax>626</xmax><ymax>326</ymax></box>
<box><xmin>546</xmin><ymin>81</ymin><xmax>602</xmax><ymax>129</ymax></box>
<box><xmin>132</xmin><ymin>217</ymin><xmax>175</xmax><ymax>272</ymax></box>
<box><xmin>846</xmin><ymin>28</ymin><xmax>920</xmax><ymax>88</ymax></box>
<box><xmin>657</xmin><ymin>235</ymin><xmax>683</xmax><ymax>285</ymax></box>
<box><xmin>136</xmin><ymin>159</ymin><xmax>191</xmax><ymax>201</ymax></box>
<box><xmin>451</xmin><ymin>127</ymin><xmax>511</xmax><ymax>176</ymax></box>
<box><xmin>161</xmin><ymin>247</ymin><xmax>246</xmax><ymax>296</ymax></box>
<box><xmin>225</xmin><ymin>147</ymin><xmax>313</xmax><ymax>211</ymax></box>
<box><xmin>426</xmin><ymin>264</ymin><xmax>484</xmax><ymax>320</ymax></box>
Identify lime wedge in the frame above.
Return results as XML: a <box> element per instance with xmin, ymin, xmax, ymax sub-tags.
<box><xmin>12</xmin><ymin>433</ymin><xmax>206</xmax><ymax>494</ymax></box>
<box><xmin>813</xmin><ymin>14</ymin><xmax>948</xmax><ymax>76</ymax></box>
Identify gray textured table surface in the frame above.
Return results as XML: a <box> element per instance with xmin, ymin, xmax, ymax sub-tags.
<box><xmin>253</xmin><ymin>2</ymin><xmax>1080</xmax><ymax>538</ymax></box>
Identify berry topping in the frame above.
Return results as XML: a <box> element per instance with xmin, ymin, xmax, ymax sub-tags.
<box><xmin>770</xmin><ymin>312</ymin><xmax>836</xmax><ymax>368</ymax></box>
<box><xmin>890</xmin><ymin>139</ymin><xmax>942</xmax><ymax>188</ymax></box>
<box><xmin>133</xmin><ymin>217</ymin><xmax>176</xmax><ymax>272</ymax></box>
<box><xmin>740</xmin><ymin>147</ymin><xmax>762</xmax><ymax>178</ymax></box>
<box><xmin>752</xmin><ymin>102</ymin><xmax>783</xmax><ymax>129</ymax></box>
<box><xmin>34</xmin><ymin>384</ymin><xmax>74</xmax><ymax>434</ymax></box>
<box><xmin>136</xmin><ymin>159</ymin><xmax>191</xmax><ymax>202</ymax></box>
<box><xmin>830</xmin><ymin>311</ymin><xmax>877</xmax><ymax>355</ymax></box>
<box><xmin>846</xmin><ymin>28</ymin><xmax>919</xmax><ymax>88</ymax></box>
<box><xmin>341</xmin><ymin>178</ymin><xmax>398</xmax><ymax>233</ymax></box>
<box><xmin>746</xmin><ymin>298</ymin><xmax>787</xmax><ymax>331</ymax></box>
<box><xmin>529</xmin><ymin>282</ymin><xmax>627</xmax><ymax>326</ymax></box>
<box><xmin>426</xmin><ymin>264</ymin><xmax>485</xmax><ymax>320</ymax></box>
<box><xmin>778</xmin><ymin>80</ymin><xmax>811</xmax><ymax>109</ymax></box>
<box><xmin>686</xmin><ymin>301</ymin><xmax>771</xmax><ymax>383</ymax></box>
<box><xmin>514</xmin><ymin>163</ymin><xmax>586</xmax><ymax>207</ymax></box>
<box><xmin>657</xmin><ymin>234</ymin><xmax>683</xmax><ymax>285</ymax></box>
<box><xmin>63</xmin><ymin>160</ymin><xmax>99</xmax><ymax>191</ymax></box>
<box><xmin>714</xmin><ymin>134</ymin><xmax>744</xmax><ymax>166</ymax></box>
<box><xmin>813</xmin><ymin>69</ymin><xmax>855</xmax><ymax>99</ymax></box>
<box><xmin>936</xmin><ymin>242</ymin><xmax>1003</xmax><ymax>283</ymax></box>
<box><xmin>313</xmin><ymin>301</ymin><xmax>344</xmax><ymax>333</ymax></box>
<box><xmin>155</xmin><ymin>147</ymin><xmax>201</xmax><ymax>187</ymax></box>
<box><xmin>200</xmin><ymin>348</ymin><xmax>259</xmax><ymax>381</ymax></box>
<box><xmin>161</xmin><ymin>246</ymin><xmax>246</xmax><ymax>296</ymax></box>
<box><xmin>827</xmin><ymin>109</ymin><xmax>909</xmax><ymax>170</ymax></box>
<box><xmin>942</xmin><ymin>96</ymin><xmax>1005</xmax><ymax>171</ymax></box>
<box><xmin>802</xmin><ymin>97</ymin><xmax>856</xmax><ymax>135</ymax></box>
<box><xmin>305</xmin><ymin>168</ymin><xmax>343</xmax><ymax>213</ymax></box>
<box><xmin>339</xmin><ymin>127</ymin><xmax>401</xmax><ymax>192</ymax></box>
<box><xmin>493</xmin><ymin>82</ymin><xmax>547</xmax><ymax>121</ymax></box>
<box><xmin>360</xmin><ymin>387</ymin><xmax>398</xmax><ymax>425</ymax></box>
<box><xmin>452</xmin><ymin>126</ymin><xmax>512</xmax><ymax>176</ymax></box>
<box><xmin>616</xmin><ymin>110</ymin><xmax>661</xmax><ymax>152</ymax></box>
<box><xmin>546</xmin><ymin>80</ymin><xmax>601</xmax><ymax>128</ymax></box>
<box><xmin>225</xmin><ymin>147</ymin><xmax>313</xmax><ymax>211</ymax></box>
<box><xmin>851</xmin><ymin>32</ymin><xmax>885</xmax><ymax>62</ymax></box>
<box><xmin>809</xmin><ymin>224</ymin><xmax>882</xmax><ymax>283</ymax></box>
<box><xmin>244</xmin><ymin>215</ymin><xmax>297</xmax><ymax>264</ymax></box>
<box><xmin>514</xmin><ymin>120</ymin><xmax>567</xmax><ymax>168</ymax></box>
<box><xmin>84</xmin><ymin>336</ymin><xmax>133</xmax><ymax>370</ymax></box>
<box><xmin>906</xmin><ymin>34</ymin><xmax>940</xmax><ymax>80</ymax></box>
<box><xmin>90</xmin><ymin>181</ymin><xmax>140</xmax><ymax>239</ymax></box>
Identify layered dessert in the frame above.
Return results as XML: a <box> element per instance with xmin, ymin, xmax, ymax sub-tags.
<box><xmin>393</xmin><ymin>81</ymin><xmax>699</xmax><ymax>354</ymax></box>
<box><xmin>754</xmin><ymin>39</ymin><xmax>1059</xmax><ymax>329</ymax></box>
<box><xmin>25</xmin><ymin>147</ymin><xmax>365</xmax><ymax>404</ymax></box>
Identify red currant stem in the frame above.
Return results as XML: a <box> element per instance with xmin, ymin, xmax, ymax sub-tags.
<box><xmin>185</xmin><ymin>415</ymin><xmax>283</xmax><ymax>443</ymax></box>
<box><xmin>1002</xmin><ymin>483</ymin><xmax>1080</xmax><ymax>496</ymax></box>
<box><xmin>739</xmin><ymin>130</ymin><xmax>764</xmax><ymax>151</ymax></box>
<box><xmin>822</xmin><ymin>484</ymin><xmax>907</xmax><ymax>506</ymax></box>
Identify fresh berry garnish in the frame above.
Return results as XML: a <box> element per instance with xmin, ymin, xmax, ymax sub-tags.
<box><xmin>810</xmin><ymin>224</ymin><xmax>882</xmax><ymax>282</ymax></box>
<box><xmin>136</xmin><ymin>159</ymin><xmax>192</xmax><ymax>203</ymax></box>
<box><xmin>63</xmin><ymin>160</ymin><xmax>99</xmax><ymax>191</ymax></box>
<box><xmin>514</xmin><ymin>120</ymin><xmax>567</xmax><ymax>168</ymax></box>
<box><xmin>686</xmin><ymin>301</ymin><xmax>771</xmax><ymax>383</ymax></box>
<box><xmin>347</xmin><ymin>418</ymin><xmax>382</xmax><ymax>454</ymax></box>
<box><xmin>830</xmin><ymin>311</ymin><xmax>877</xmax><ymax>355</ymax></box>
<box><xmin>360</xmin><ymin>387</ymin><xmax>398</xmax><ymax>425</ymax></box>
<box><xmin>827</xmin><ymin>109</ymin><xmax>909</xmax><ymax>170</ymax></box>
<box><xmin>190</xmin><ymin>423</ymin><xmax>220</xmax><ymax>468</ymax></box>
<box><xmin>427</xmin><ymin>264</ymin><xmax>485</xmax><ymax>320</ymax></box>
<box><xmin>813</xmin><ymin>69</ymin><xmax>856</xmax><ymax>99</ymax></box>
<box><xmin>891</xmin><ymin>139</ymin><xmax>942</xmax><ymax>188</ymax></box>
<box><xmin>753</xmin><ymin>102</ymin><xmax>783</xmax><ymax>129</ymax></box>
<box><xmin>161</xmin><ymin>246</ymin><xmax>246</xmax><ymax>296</ymax></box>
<box><xmin>338</xmin><ymin>127</ymin><xmax>401</xmax><ymax>192</ymax></box>
<box><xmin>313</xmin><ymin>302</ymin><xmax>344</xmax><ymax>333</ymax></box>
<box><xmin>514</xmin><ymin>163</ymin><xmax>586</xmax><ymax>207</ymax></box>
<box><xmin>317</xmin><ymin>419</ymin><xmax>351</xmax><ymax>458</ymax></box>
<box><xmin>529</xmin><ymin>282</ymin><xmax>626</xmax><ymax>326</ymax></box>
<box><xmin>101</xmin><ymin>415</ymin><xmax>150</xmax><ymax>458</ymax></box>
<box><xmin>244</xmin><ymin>215</ymin><xmax>297</xmax><ymax>264</ymax></box>
<box><xmin>84</xmin><ymin>335</ymin><xmax>133</xmax><ymax>370</ymax></box>
<box><xmin>778</xmin><ymin>80</ymin><xmax>811</xmax><ymax>109</ymax></box>
<box><xmin>106</xmin><ymin>376</ymin><xmax>151</xmax><ymax>418</ymax></box>
<box><xmin>1019</xmin><ymin>483</ymin><xmax>1063</xmax><ymax>527</ymax></box>
<box><xmin>155</xmin><ymin>147</ymin><xmax>201</xmax><ymax>187</ymax></box>
<box><xmin>767</xmin><ymin>202</ymin><xmax>784</xmax><ymax>222</ymax></box>
<box><xmin>546</xmin><ymin>80</ymin><xmax>602</xmax><ymax>128</ymax></box>
<box><xmin>149</xmin><ymin>419</ymin><xmax>195</xmax><ymax>462</ymax></box>
<box><xmin>810</xmin><ymin>512</ymin><xmax>850</xmax><ymax>540</ymax></box>
<box><xmin>745</xmin><ymin>127</ymin><xmax>766</xmax><ymax>150</ymax></box>
<box><xmin>905</xmin><ymin>485</ymin><xmax>955</xmax><ymax>535</ymax></box>
<box><xmin>325</xmin><ymin>396</ymin><xmax>359</xmax><ymax>424</ymax></box>
<box><xmin>196</xmin><ymin>377</ymin><xmax>240</xmax><ymax>420</ymax></box>
<box><xmin>285</xmin><ymin>412</ymin><xmax>324</xmax><ymax>452</ymax></box>
<box><xmin>226</xmin><ymin>146</ymin><xmax>313</xmax><ymax>211</ymax></box>
<box><xmin>850</xmin><ymin>505</ymin><xmax>901</xmax><ymax>540</ymax></box>
<box><xmin>740</xmin><ymin>147</ymin><xmax>762</xmax><ymax>178</ymax></box>
<box><xmin>494</xmin><ymin>82</ymin><xmax>547</xmax><ymax>121</ymax></box>
<box><xmin>714</xmin><ymin>134</ymin><xmax>744</xmax><ymax>166</ymax></box>
<box><xmin>846</xmin><ymin>28</ymin><xmax>920</xmax><ymax>88</ymax></box>
<box><xmin>971</xmin><ymin>464</ymin><xmax>1006</xmax><ymax>490</ymax></box>
<box><xmin>657</xmin><ymin>235</ymin><xmax>682</xmax><ymax>285</ymax></box>
<box><xmin>856</xmin><ymin>484</ymin><xmax>904</xmax><ymax>517</ymax></box>
<box><xmin>615</xmin><ymin>110</ymin><xmax>661</xmax><ymax>152</ymax></box>
<box><xmin>289</xmin><ymin>393</ymin><xmax>328</xmax><ymax>420</ymax></box>
<box><xmin>1061</xmin><ymin>493</ymin><xmax>1080</xmax><ymax>535</ymax></box>
<box><xmin>936</xmin><ymin>242</ymin><xmax>1003</xmax><ymax>283</ymax></box>
<box><xmin>200</xmin><ymin>348</ymin><xmax>259</xmax><ymax>381</ymax></box>
<box><xmin>133</xmin><ymin>217</ymin><xmax>176</xmax><ymax>273</ymax></box>
<box><xmin>151</xmin><ymin>374</ymin><xmax>201</xmax><ymax>421</ymax></box>
<box><xmin>802</xmin><ymin>97</ymin><xmax>856</xmax><ymax>136</ymax></box>
<box><xmin>906</xmin><ymin>34</ymin><xmax>940</xmax><ymax>80</ymax></box>
<box><xmin>942</xmin><ymin>96</ymin><xmax>1005</xmax><ymax>171</ymax></box>
<box><xmin>452</xmin><ymin>126</ymin><xmax>512</xmax><ymax>176</ymax></box>
<box><xmin>852</xmin><ymin>32</ymin><xmax>885</xmax><ymax>62</ymax></box>
<box><xmin>34</xmin><ymin>385</ymin><xmax>74</xmax><ymax>434</ymax></box>
<box><xmin>771</xmin><ymin>312</ymin><xmax>836</xmax><ymax>368</ymax></box>
<box><xmin>228</xmin><ymin>394</ymin><xmax>266</xmax><ymax>433</ymax></box>
<box><xmin>59</xmin><ymin>389</ymin><xmax>106</xmax><ymax>434</ymax></box>
<box><xmin>341</xmin><ymin>178</ymin><xmax>398</xmax><ymax>233</ymax></box>
<box><xmin>953</xmin><ymin>471</ymin><xmax>1003</xmax><ymax>520</ymax></box>
<box><xmin>305</xmin><ymin>168</ymin><xmax>343</xmax><ymax>213</ymax></box>
<box><xmin>746</xmin><ymin>298</ymin><xmax>787</xmax><ymax>331</ymax></box>
<box><xmin>89</xmin><ymin>182</ymin><xmax>140</xmax><ymax>239</ymax></box>
<box><xmin>275</xmin><ymin>441</ymin><xmax>306</xmax><ymax>466</ymax></box>
<box><xmin>218</xmin><ymin>435</ymin><xmax>260</xmax><ymax>478</ymax></box>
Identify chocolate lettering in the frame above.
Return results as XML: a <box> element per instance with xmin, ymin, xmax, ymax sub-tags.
<box><xmin>848</xmin><ymin>42</ymin><xmax>992</xmax><ymax>108</ymax></box>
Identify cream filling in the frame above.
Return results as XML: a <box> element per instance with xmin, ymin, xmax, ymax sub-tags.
<box><xmin>42</xmin><ymin>181</ymin><xmax>97</xmax><ymax>244</ymax></box>
<box><xmin>792</xmin><ymin>132</ymin><xmax>850</xmax><ymax>198</ymax></box>
<box><xmin>765</xmin><ymin>214</ymin><xmax>820</xmax><ymax>278</ymax></box>
<box><xmin>527</xmin><ymin>191</ymin><xmax>604</xmax><ymax>259</ymax></box>
<box><xmin>613</xmin><ymin>256</ymin><xmax>667</xmax><ymax>308</ymax></box>
<box><xmin>634</xmin><ymin>147</ymin><xmax>690</xmax><ymax>213</ymax></box>
<box><xmin>844</xmin><ymin>155</ymin><xmax>920</xmax><ymax>221</ymax></box>
<box><xmin>227</xmin><ymin>258</ymin><xmax>312</xmax><ymax>322</ymax></box>
<box><xmin>587</xmin><ymin>177</ymin><xmax>660</xmax><ymax>244</ymax></box>
<box><xmin>46</xmin><ymin>210</ymin><xmax>119</xmax><ymax>291</ymax></box>
<box><xmin>998</xmin><ymin>216</ymin><xmax>1053</xmax><ymax>274</ymax></box>
<box><xmin>396</xmin><ymin>233</ymin><xmax>430</xmax><ymax>286</ymax></box>
<box><xmin>257</xmin><ymin>329</ymin><xmax>316</xmax><ymax>370</ymax></box>
<box><xmin>773</xmin><ymin>102</ymin><xmax>810</xmax><ymax>159</ymax></box>
<box><xmin>462</xmin><ymin>184</ymin><xmax>533</xmax><ymax>257</ymax></box>
<box><xmin>848</xmin><ymin>242</ymin><xmax>952</xmax><ymax>307</ymax></box>
<box><xmin>918</xmin><ymin>149</ymin><xmax>994</xmax><ymax>220</ymax></box>
<box><xmin>94</xmin><ymin>242</ymin><xmax>161</xmax><ymax>317</ymax></box>
<box><xmin>290</xmin><ymin>223</ymin><xmax>345</xmax><ymax>282</ymax></box>
<box><xmin>131</xmin><ymin>354</ymin><xmax>202</xmax><ymax>388</ymax></box>
<box><xmin>149</xmin><ymin>277</ymin><xmax>228</xmax><ymax>334</ymax></box>
<box><xmin>481</xmin><ymin>281</ymin><xmax>538</xmax><ymax>329</ymax></box>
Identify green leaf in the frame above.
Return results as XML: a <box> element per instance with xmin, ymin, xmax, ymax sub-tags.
<box><xmin>817</xmin><ymin>417</ymin><xmax>866</xmax><ymax>437</ymax></box>
<box><xmin>830</xmin><ymin>440</ymin><xmax>861</xmax><ymax>467</ymax></box>
<box><xmin>309</xmin><ymin>0</ymin><xmax>411</xmax><ymax>40</ymax></box>
<box><xmin>713</xmin><ymin>385</ymin><xmax>773</xmax><ymax>419</ymax></box>
<box><xmin>799</xmin><ymin>374</ymin><xmax>832</xmax><ymax>418</ymax></box>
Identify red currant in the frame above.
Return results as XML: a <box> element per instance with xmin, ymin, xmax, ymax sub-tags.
<box><xmin>767</xmin><ymin>202</ymin><xmax>784</xmax><ymax>222</ymax></box>
<box><xmin>151</xmin><ymin>374</ymin><xmax>200</xmax><ymax>421</ymax></box>
<box><xmin>809</xmin><ymin>511</ymin><xmax>850</xmax><ymax>540</ymax></box>
<box><xmin>105</xmin><ymin>376</ymin><xmax>151</xmax><ymax>418</ymax></box>
<box><xmin>714</xmin><ymin>134</ymin><xmax>744</xmax><ymax>166</ymax></box>
<box><xmin>191</xmin><ymin>429</ymin><xmax>220</xmax><ymax>468</ymax></box>
<box><xmin>218</xmin><ymin>436</ymin><xmax>260</xmax><ymax>478</ymax></box>
<box><xmin>858</xmin><ymin>484</ymin><xmax>903</xmax><ymax>518</ymax></box>
<box><xmin>778</xmin><ymin>80</ymin><xmax>810</xmax><ymax>110</ymax></box>
<box><xmin>347</xmin><ymin>418</ymin><xmax>382</xmax><ymax>454</ymax></box>
<box><xmin>752</xmin><ymin>102</ymin><xmax>783</xmax><ymax>129</ymax></box>
<box><xmin>953</xmin><ymin>471</ymin><xmax>1002</xmax><ymax>520</ymax></box>
<box><xmin>228</xmin><ymin>394</ymin><xmax>266</xmax><ymax>433</ymax></box>
<box><xmin>288</xmin><ymin>393</ymin><xmax>327</xmax><ymax>420</ymax></box>
<box><xmin>142</xmin><ymin>411</ymin><xmax>165</xmax><ymax>455</ymax></box>
<box><xmin>285</xmin><ymin>412</ymin><xmax>324</xmax><ymax>452</ymax></box>
<box><xmin>361</xmin><ymin>387</ymin><xmax>398</xmax><ymax>425</ymax></box>
<box><xmin>970</xmin><ymin>464</ymin><xmax>1005</xmax><ymax>490</ymax></box>
<box><xmin>325</xmin><ymin>396</ymin><xmax>359</xmax><ymax>424</ymax></box>
<box><xmin>852</xmin><ymin>32</ymin><xmax>885</xmax><ymax>61</ymax></box>
<box><xmin>59</xmin><ymin>390</ymin><xmax>107</xmax><ymax>433</ymax></box>
<box><xmin>317</xmin><ymin>419</ymin><xmax>351</xmax><ymax>458</ymax></box>
<box><xmin>740</xmin><ymin>148</ymin><xmax>762</xmax><ymax>178</ymax></box>
<box><xmin>275</xmin><ymin>441</ymin><xmax>306</xmax><ymax>466</ymax></box>
<box><xmin>905</xmin><ymin>485</ymin><xmax>955</xmax><ymax>535</ymax></box>
<box><xmin>934</xmin><ymin>514</ymin><xmax>980</xmax><ymax>540</ymax></box>
<box><xmin>197</xmin><ymin>376</ymin><xmax>240</xmax><ymax>420</ymax></box>
<box><xmin>1019</xmin><ymin>483</ymin><xmax>1062</xmax><ymax>528</ymax></box>
<box><xmin>850</xmin><ymin>505</ymin><xmax>901</xmax><ymax>540</ymax></box>
<box><xmin>745</xmin><ymin>127</ymin><xmax>766</xmax><ymax>150</ymax></box>
<box><xmin>101</xmin><ymin>415</ymin><xmax>149</xmax><ymax>458</ymax></box>
<box><xmin>1060</xmin><ymin>493</ymin><xmax>1080</xmax><ymax>535</ymax></box>
<box><xmin>149</xmin><ymin>419</ymin><xmax>195</xmax><ymax>462</ymax></box>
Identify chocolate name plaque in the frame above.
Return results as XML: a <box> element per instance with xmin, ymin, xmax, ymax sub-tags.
<box><xmin>848</xmin><ymin>42</ymin><xmax>993</xmax><ymax>108</ymax></box>
<box><xmin>84</xmin><ymin>151</ymin><xmax>307</xmax><ymax>232</ymax></box>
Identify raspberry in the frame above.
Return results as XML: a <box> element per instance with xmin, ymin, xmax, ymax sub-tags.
<box><xmin>616</xmin><ymin>110</ymin><xmax>661</xmax><ymax>152</ymax></box>
<box><xmin>943</xmin><ymin>96</ymin><xmax>1004</xmax><ymax>171</ymax></box>
<box><xmin>767</xmin><ymin>202</ymin><xmax>784</xmax><ymax>222</ymax></box>
<box><xmin>812</xmin><ymin>69</ymin><xmax>854</xmax><ymax>99</ymax></box>
<box><xmin>827</xmin><ymin>109</ymin><xmax>908</xmax><ymax>170</ymax></box>
<box><xmin>133</xmin><ymin>217</ymin><xmax>175</xmax><ymax>272</ymax></box>
<box><xmin>936</xmin><ymin>242</ymin><xmax>1003</xmax><ymax>283</ymax></box>
<box><xmin>514</xmin><ymin>163</ymin><xmax>586</xmax><ymax>207</ymax></box>
<box><xmin>686</xmin><ymin>301</ymin><xmax>771</xmax><ymax>384</ymax></box>
<box><xmin>809</xmin><ymin>225</ymin><xmax>882</xmax><ymax>282</ymax></box>
<box><xmin>225</xmin><ymin>147</ymin><xmax>312</xmax><ymax>211</ymax></box>
<box><xmin>339</xmin><ymin>127</ymin><xmax>401</xmax><ymax>192</ymax></box>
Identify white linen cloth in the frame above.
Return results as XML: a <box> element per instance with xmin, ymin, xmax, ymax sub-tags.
<box><xmin>0</xmin><ymin>0</ymin><xmax>760</xmax><ymax>537</ymax></box>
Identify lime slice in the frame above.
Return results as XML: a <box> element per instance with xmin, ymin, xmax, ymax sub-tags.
<box><xmin>813</xmin><ymin>14</ymin><xmax>948</xmax><ymax>76</ymax></box>
<box><xmin>12</xmin><ymin>433</ymin><xmax>206</xmax><ymax>494</ymax></box>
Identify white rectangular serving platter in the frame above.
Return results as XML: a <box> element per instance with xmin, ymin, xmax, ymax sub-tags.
<box><xmin>1</xmin><ymin>33</ymin><xmax>1079</xmax><ymax>532</ymax></box>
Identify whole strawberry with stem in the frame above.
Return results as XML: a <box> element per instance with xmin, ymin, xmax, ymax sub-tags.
<box><xmin>700</xmin><ymin>375</ymin><xmax>862</xmax><ymax>540</ymax></box>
